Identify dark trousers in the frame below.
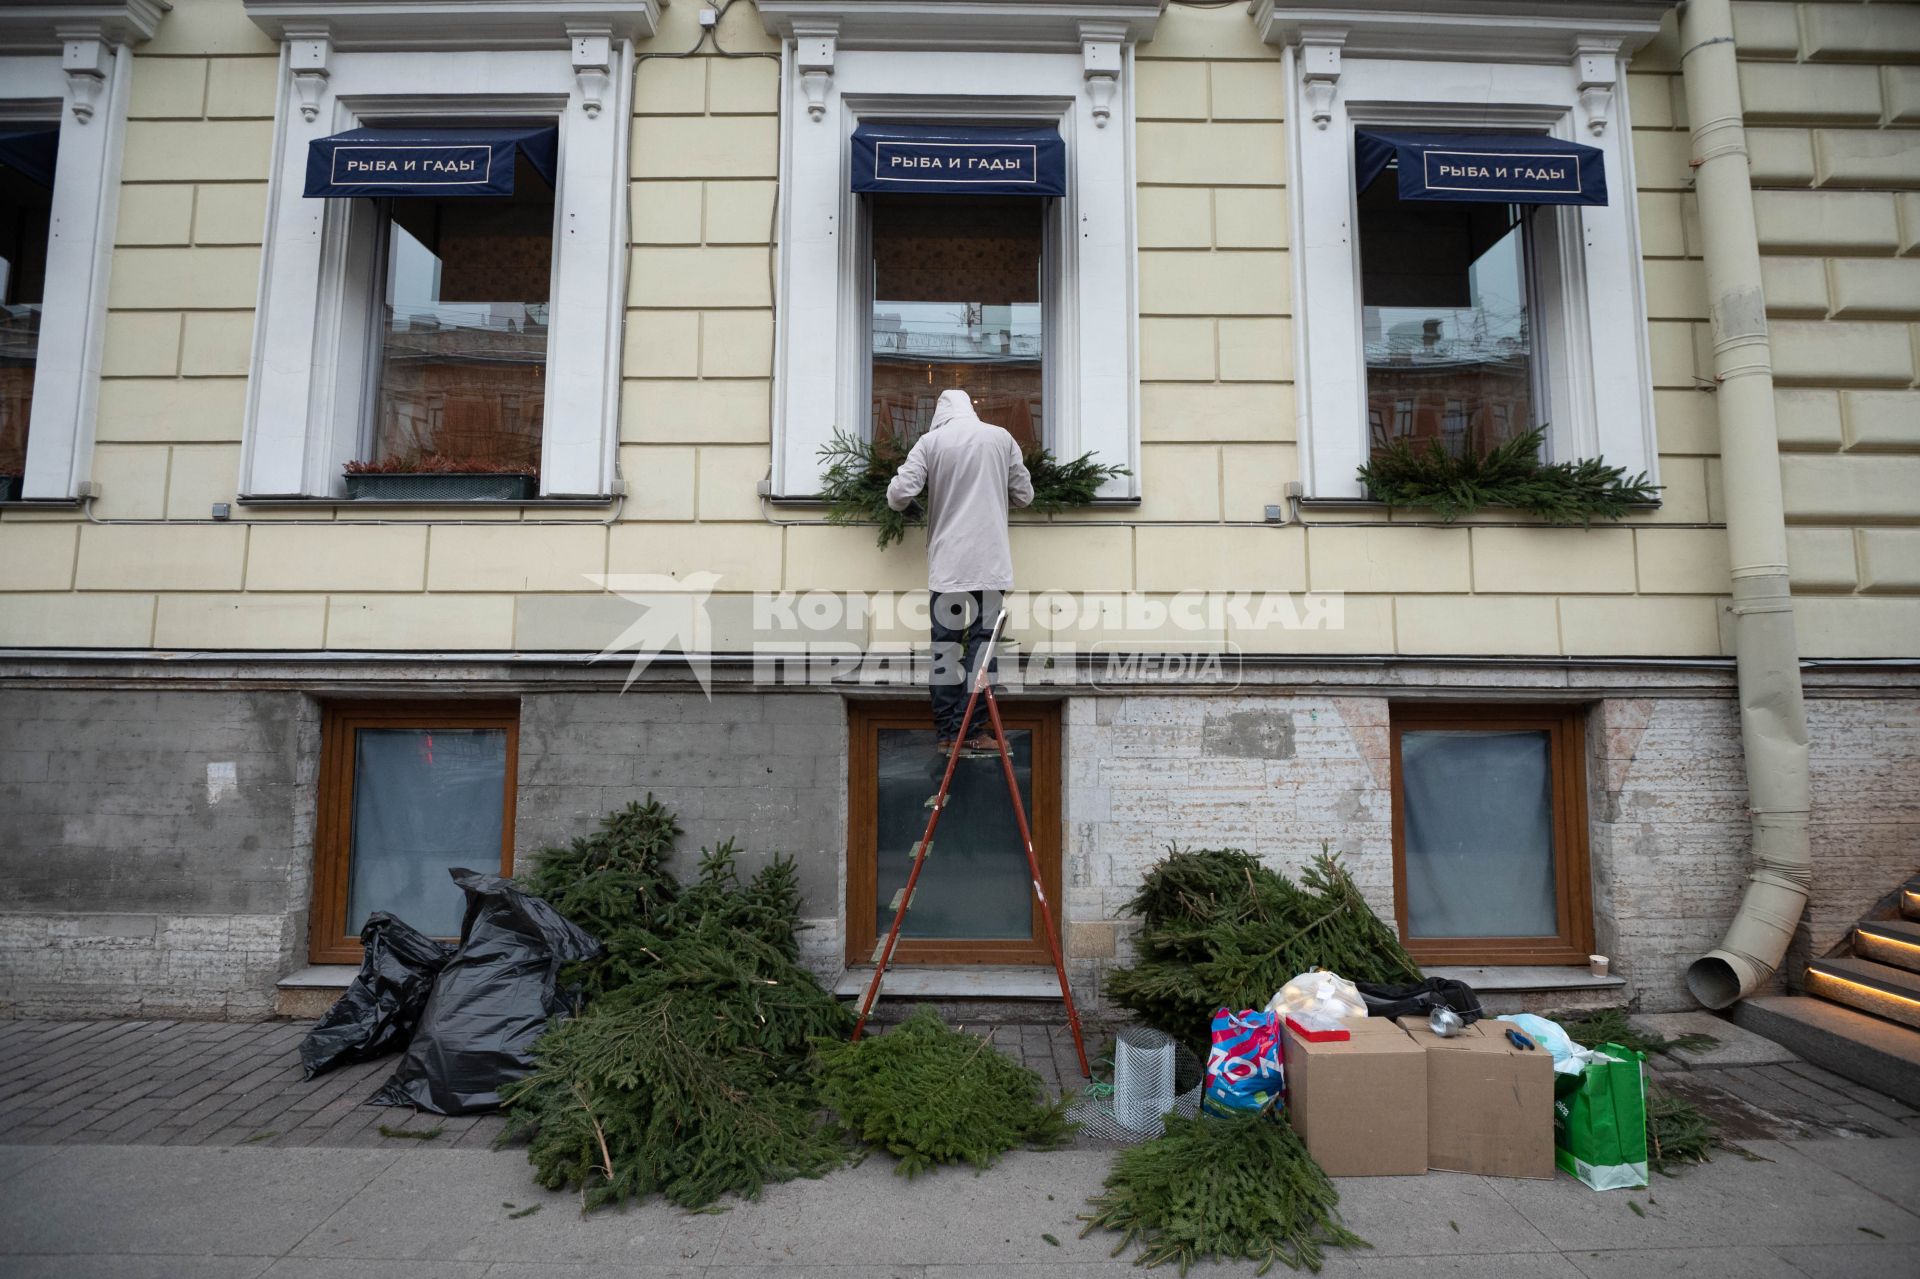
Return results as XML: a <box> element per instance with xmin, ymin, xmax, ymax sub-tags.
<box><xmin>929</xmin><ymin>589</ymin><xmax>1002</xmax><ymax>740</ymax></box>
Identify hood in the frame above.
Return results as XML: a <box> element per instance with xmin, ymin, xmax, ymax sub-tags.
<box><xmin>928</xmin><ymin>389</ymin><xmax>980</xmax><ymax>431</ymax></box>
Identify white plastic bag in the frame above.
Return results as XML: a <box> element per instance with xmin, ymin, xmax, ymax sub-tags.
<box><xmin>1504</xmin><ymin>1012</ymin><xmax>1600</xmax><ymax>1076</ymax></box>
<box><xmin>1267</xmin><ymin>970</ymin><xmax>1367</xmax><ymax>1032</ymax></box>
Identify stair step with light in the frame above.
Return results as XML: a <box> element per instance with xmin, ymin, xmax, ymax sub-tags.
<box><xmin>1806</xmin><ymin>955</ymin><xmax>1920</xmax><ymax>1032</ymax></box>
<box><xmin>1730</xmin><ymin>995</ymin><xmax>1920</xmax><ymax>1108</ymax></box>
<box><xmin>1855</xmin><ymin>920</ymin><xmax>1920</xmax><ymax>975</ymax></box>
<box><xmin>1902</xmin><ymin>877</ymin><xmax>1920</xmax><ymax>922</ymax></box>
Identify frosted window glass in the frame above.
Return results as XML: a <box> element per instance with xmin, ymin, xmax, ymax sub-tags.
<box><xmin>1401</xmin><ymin>729</ymin><xmax>1556</xmax><ymax>938</ymax></box>
<box><xmin>346</xmin><ymin>727</ymin><xmax>507</xmax><ymax>937</ymax></box>
<box><xmin>875</xmin><ymin>727</ymin><xmax>1033</xmax><ymax>940</ymax></box>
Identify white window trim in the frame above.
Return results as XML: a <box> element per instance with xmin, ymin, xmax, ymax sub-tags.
<box><xmin>1257</xmin><ymin>6</ymin><xmax>1665</xmax><ymax>500</ymax></box>
<box><xmin>764</xmin><ymin>12</ymin><xmax>1153</xmax><ymax>500</ymax></box>
<box><xmin>240</xmin><ymin>5</ymin><xmax>657</xmax><ymax>499</ymax></box>
<box><xmin>0</xmin><ymin>3</ymin><xmax>160</xmax><ymax>500</ymax></box>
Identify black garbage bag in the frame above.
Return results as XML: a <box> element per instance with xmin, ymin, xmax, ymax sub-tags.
<box><xmin>299</xmin><ymin>912</ymin><xmax>451</xmax><ymax>1080</ymax></box>
<box><xmin>370</xmin><ymin>869</ymin><xmax>602</xmax><ymax>1115</ymax></box>
<box><xmin>1353</xmin><ymin>977</ymin><xmax>1485</xmax><ymax>1025</ymax></box>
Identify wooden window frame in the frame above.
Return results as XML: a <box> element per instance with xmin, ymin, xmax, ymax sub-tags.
<box><xmin>310</xmin><ymin>700</ymin><xmax>520</xmax><ymax>965</ymax></box>
<box><xmin>846</xmin><ymin>698</ymin><xmax>1061</xmax><ymax>967</ymax></box>
<box><xmin>1389</xmin><ymin>703</ymin><xmax>1593</xmax><ymax>967</ymax></box>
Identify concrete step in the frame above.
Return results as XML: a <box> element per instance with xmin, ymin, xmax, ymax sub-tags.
<box><xmin>1806</xmin><ymin>955</ymin><xmax>1920</xmax><ymax>1031</ymax></box>
<box><xmin>1729</xmin><ymin>994</ymin><xmax>1920</xmax><ymax>1108</ymax></box>
<box><xmin>275</xmin><ymin>964</ymin><xmax>353</xmax><ymax>1018</ymax></box>
<box><xmin>1902</xmin><ymin>876</ymin><xmax>1920</xmax><ymax>922</ymax></box>
<box><xmin>1855</xmin><ymin>919</ymin><xmax>1920</xmax><ymax>975</ymax></box>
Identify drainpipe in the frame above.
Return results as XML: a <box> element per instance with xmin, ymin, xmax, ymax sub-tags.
<box><xmin>1677</xmin><ymin>0</ymin><xmax>1813</xmax><ymax>1009</ymax></box>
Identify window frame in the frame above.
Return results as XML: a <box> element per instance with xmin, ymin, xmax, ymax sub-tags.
<box><xmin>241</xmin><ymin>43</ymin><xmax>631</xmax><ymax>501</ymax></box>
<box><xmin>0</xmin><ymin>42</ymin><xmax>133</xmax><ymax>501</ymax></box>
<box><xmin>310</xmin><ymin>699</ymin><xmax>521</xmax><ymax>964</ymax></box>
<box><xmin>845</xmin><ymin>697</ymin><xmax>1062</xmax><ymax>967</ymax></box>
<box><xmin>1388</xmin><ymin>702</ymin><xmax>1594</xmax><ymax>967</ymax></box>
<box><xmin>1275</xmin><ymin>35</ymin><xmax>1658</xmax><ymax>499</ymax></box>
<box><xmin>769</xmin><ymin>46</ymin><xmax>1140</xmax><ymax>500</ymax></box>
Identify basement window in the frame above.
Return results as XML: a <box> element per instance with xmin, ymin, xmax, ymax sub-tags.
<box><xmin>311</xmin><ymin>702</ymin><xmax>519</xmax><ymax>963</ymax></box>
<box><xmin>1389</xmin><ymin>704</ymin><xmax>1593</xmax><ymax>966</ymax></box>
<box><xmin>847</xmin><ymin>699</ymin><xmax>1061</xmax><ymax>966</ymax></box>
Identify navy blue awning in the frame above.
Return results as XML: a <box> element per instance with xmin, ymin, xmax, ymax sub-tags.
<box><xmin>0</xmin><ymin>126</ymin><xmax>59</xmax><ymax>189</ymax></box>
<box><xmin>851</xmin><ymin>123</ymin><xmax>1065</xmax><ymax>197</ymax></box>
<box><xmin>305</xmin><ymin>125</ymin><xmax>558</xmax><ymax>199</ymax></box>
<box><xmin>1355</xmin><ymin>131</ymin><xmax>1607</xmax><ymax>207</ymax></box>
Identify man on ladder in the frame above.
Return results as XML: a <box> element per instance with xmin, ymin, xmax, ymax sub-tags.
<box><xmin>885</xmin><ymin>388</ymin><xmax>1032</xmax><ymax>754</ymax></box>
<box><xmin>863</xmin><ymin>388</ymin><xmax>1088</xmax><ymax>1076</ymax></box>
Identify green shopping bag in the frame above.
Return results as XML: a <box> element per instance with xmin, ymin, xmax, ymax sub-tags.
<box><xmin>1552</xmin><ymin>1042</ymin><xmax>1648</xmax><ymax>1191</ymax></box>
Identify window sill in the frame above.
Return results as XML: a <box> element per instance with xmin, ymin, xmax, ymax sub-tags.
<box><xmin>236</xmin><ymin>494</ymin><xmax>617</xmax><ymax>509</ymax></box>
<box><xmin>833</xmin><ymin>965</ymin><xmax>1064</xmax><ymax>999</ymax></box>
<box><xmin>1299</xmin><ymin>497</ymin><xmax>1662</xmax><ymax>514</ymax></box>
<box><xmin>1422</xmin><ymin>964</ymin><xmax>1624</xmax><ymax>994</ymax></box>
<box><xmin>766</xmin><ymin>493</ymin><xmax>1143</xmax><ymax>509</ymax></box>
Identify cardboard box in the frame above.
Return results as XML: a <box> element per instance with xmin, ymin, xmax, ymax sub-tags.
<box><xmin>1396</xmin><ymin>1017</ymin><xmax>1556</xmax><ymax>1178</ymax></box>
<box><xmin>1281</xmin><ymin>1015</ymin><xmax>1428</xmax><ymax>1177</ymax></box>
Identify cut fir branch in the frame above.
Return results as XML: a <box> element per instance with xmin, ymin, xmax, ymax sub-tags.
<box><xmin>817</xmin><ymin>428</ymin><xmax>1131</xmax><ymax>550</ymax></box>
<box><xmin>1355</xmin><ymin>426</ymin><xmax>1658</xmax><ymax>525</ymax></box>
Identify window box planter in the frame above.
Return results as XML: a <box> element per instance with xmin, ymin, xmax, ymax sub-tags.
<box><xmin>0</xmin><ymin>475</ymin><xmax>20</xmax><ymax>502</ymax></box>
<box><xmin>344</xmin><ymin>472</ymin><xmax>537</xmax><ymax>502</ymax></box>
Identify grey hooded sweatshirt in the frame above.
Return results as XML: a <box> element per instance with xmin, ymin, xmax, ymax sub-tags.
<box><xmin>885</xmin><ymin>389</ymin><xmax>1035</xmax><ymax>593</ymax></box>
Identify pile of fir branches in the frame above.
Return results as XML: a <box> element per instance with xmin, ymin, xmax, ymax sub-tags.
<box><xmin>812</xmin><ymin>1009</ymin><xmax>1073</xmax><ymax>1177</ymax></box>
<box><xmin>1355</xmin><ymin>426</ymin><xmax>1659</xmax><ymax>524</ymax></box>
<box><xmin>1556</xmin><ymin>1006</ymin><xmax>1722</xmax><ymax>1176</ymax></box>
<box><xmin>1080</xmin><ymin>1112</ymin><xmax>1368</xmax><ymax>1275</ymax></box>
<box><xmin>1104</xmin><ymin>847</ymin><xmax>1421</xmax><ymax>1049</ymax></box>
<box><xmin>499</xmin><ymin>800</ymin><xmax>854</xmax><ymax>1210</ymax></box>
<box><xmin>817</xmin><ymin>427</ymin><xmax>1131</xmax><ymax>550</ymax></box>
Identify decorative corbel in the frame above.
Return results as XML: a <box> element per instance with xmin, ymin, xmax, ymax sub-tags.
<box><xmin>287</xmin><ymin>30</ymin><xmax>331</xmax><ymax>124</ymax></box>
<box><xmin>1574</xmin><ymin>37</ymin><xmax>1622</xmax><ymax>137</ymax></box>
<box><xmin>58</xmin><ymin>31</ymin><xmax>111</xmax><ymax>125</ymax></box>
<box><xmin>1081</xmin><ymin>23</ymin><xmax>1124</xmax><ymax>129</ymax></box>
<box><xmin>1298</xmin><ymin>28</ymin><xmax>1345</xmax><ymax>131</ymax></box>
<box><xmin>570</xmin><ymin>24</ymin><xmax>613</xmax><ymax>119</ymax></box>
<box><xmin>794</xmin><ymin>23</ymin><xmax>836</xmax><ymax>123</ymax></box>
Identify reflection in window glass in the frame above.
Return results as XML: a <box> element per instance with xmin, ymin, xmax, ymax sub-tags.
<box><xmin>0</xmin><ymin>158</ymin><xmax>53</xmax><ymax>480</ymax></box>
<box><xmin>875</xmin><ymin>727</ymin><xmax>1034</xmax><ymax>940</ymax></box>
<box><xmin>346</xmin><ymin>727</ymin><xmax>507</xmax><ymax>937</ymax></box>
<box><xmin>372</xmin><ymin>152</ymin><xmax>554</xmax><ymax>474</ymax></box>
<box><xmin>1400</xmin><ymin>729</ymin><xmax>1556</xmax><ymax>938</ymax></box>
<box><xmin>869</xmin><ymin>195</ymin><xmax>1044</xmax><ymax>452</ymax></box>
<box><xmin>1359</xmin><ymin>170</ymin><xmax>1534</xmax><ymax>462</ymax></box>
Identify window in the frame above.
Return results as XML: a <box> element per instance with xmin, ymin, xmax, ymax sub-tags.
<box><xmin>1389</xmin><ymin>704</ymin><xmax>1592</xmax><ymax>966</ymax></box>
<box><xmin>847</xmin><ymin>699</ymin><xmax>1060</xmax><ymax>965</ymax></box>
<box><xmin>240</xmin><ymin>3</ymin><xmax>657</xmax><ymax>499</ymax></box>
<box><xmin>1259</xmin><ymin>8</ymin><xmax>1663</xmax><ymax>498</ymax></box>
<box><xmin>370</xmin><ymin>151</ymin><xmax>554</xmax><ymax>474</ymax></box>
<box><xmin>311</xmin><ymin>702</ymin><xmax>519</xmax><ymax>963</ymax></box>
<box><xmin>762</xmin><ymin>0</ymin><xmax>1161</xmax><ymax>498</ymax></box>
<box><xmin>869</xmin><ymin>195</ymin><xmax>1046</xmax><ymax>451</ymax></box>
<box><xmin>0</xmin><ymin>138</ymin><xmax>52</xmax><ymax>487</ymax></box>
<box><xmin>1361</xmin><ymin>174</ymin><xmax>1534</xmax><ymax>462</ymax></box>
<box><xmin>0</xmin><ymin>6</ymin><xmax>154</xmax><ymax>500</ymax></box>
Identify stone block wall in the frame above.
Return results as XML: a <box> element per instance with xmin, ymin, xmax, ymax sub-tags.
<box><xmin>0</xmin><ymin>688</ymin><xmax>317</xmax><ymax>1018</ymax></box>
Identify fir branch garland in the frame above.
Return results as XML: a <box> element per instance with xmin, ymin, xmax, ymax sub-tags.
<box><xmin>1355</xmin><ymin>427</ymin><xmax>1659</xmax><ymax>525</ymax></box>
<box><xmin>1080</xmin><ymin>1113</ymin><xmax>1368</xmax><ymax>1275</ymax></box>
<box><xmin>817</xmin><ymin>428</ymin><xmax>1131</xmax><ymax>550</ymax></box>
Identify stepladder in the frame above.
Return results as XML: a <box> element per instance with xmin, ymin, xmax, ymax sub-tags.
<box><xmin>850</xmin><ymin>607</ymin><xmax>1091</xmax><ymax>1078</ymax></box>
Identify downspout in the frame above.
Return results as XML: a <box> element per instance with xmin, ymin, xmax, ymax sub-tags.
<box><xmin>1677</xmin><ymin>0</ymin><xmax>1813</xmax><ymax>1009</ymax></box>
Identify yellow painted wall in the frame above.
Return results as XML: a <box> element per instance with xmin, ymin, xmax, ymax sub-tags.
<box><xmin>0</xmin><ymin>0</ymin><xmax>1913</xmax><ymax>659</ymax></box>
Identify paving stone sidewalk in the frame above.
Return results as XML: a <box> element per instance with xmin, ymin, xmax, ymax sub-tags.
<box><xmin>0</xmin><ymin>1017</ymin><xmax>1096</xmax><ymax>1151</ymax></box>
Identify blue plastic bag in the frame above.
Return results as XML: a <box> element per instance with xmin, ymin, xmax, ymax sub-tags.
<box><xmin>1203</xmin><ymin>1008</ymin><xmax>1286</xmax><ymax>1116</ymax></box>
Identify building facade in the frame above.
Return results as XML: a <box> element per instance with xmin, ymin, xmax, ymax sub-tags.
<box><xmin>0</xmin><ymin>0</ymin><xmax>1915</xmax><ymax>1021</ymax></box>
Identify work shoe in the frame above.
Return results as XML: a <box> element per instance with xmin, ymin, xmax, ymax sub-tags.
<box><xmin>934</xmin><ymin>737</ymin><xmax>958</xmax><ymax>756</ymax></box>
<box><xmin>962</xmin><ymin>733</ymin><xmax>999</xmax><ymax>753</ymax></box>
